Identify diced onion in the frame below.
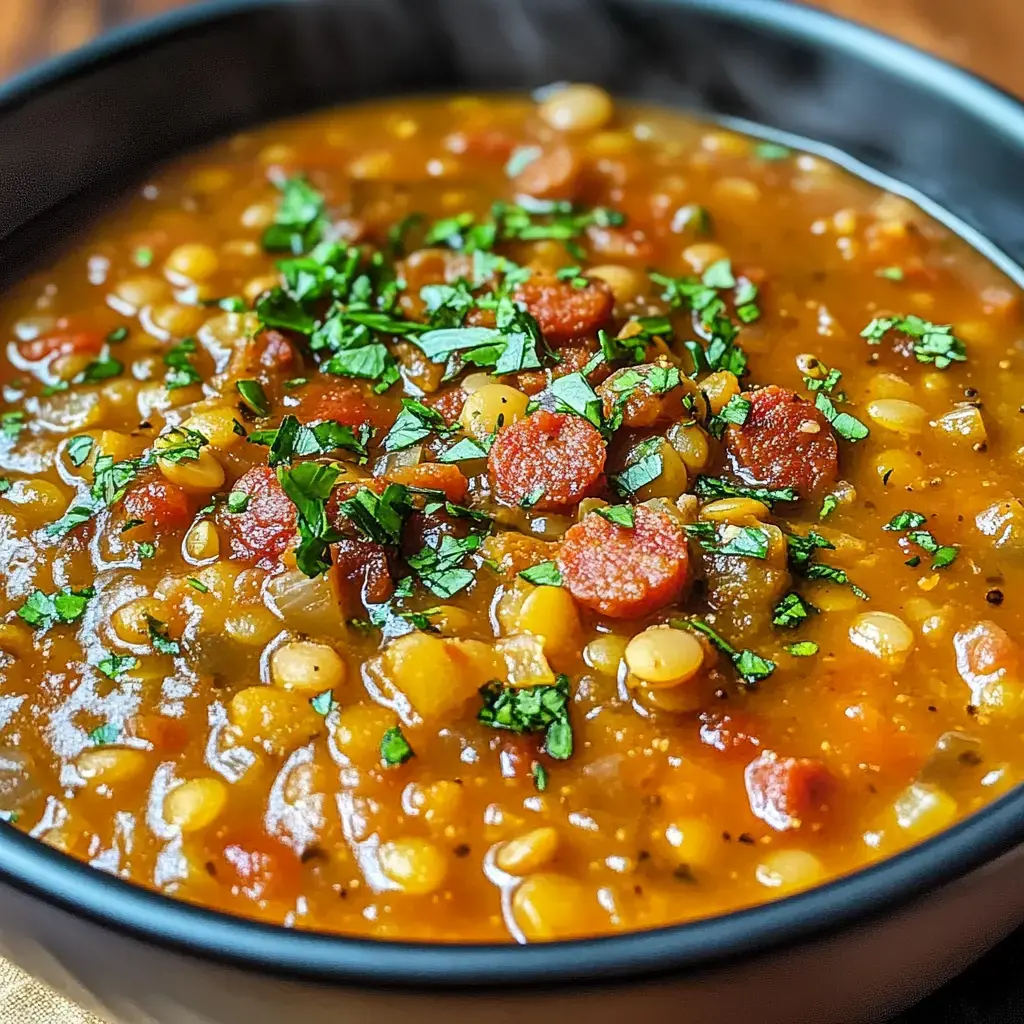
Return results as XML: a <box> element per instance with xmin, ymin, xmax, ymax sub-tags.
<box><xmin>265</xmin><ymin>568</ymin><xmax>345</xmax><ymax>637</ymax></box>
<box><xmin>375</xmin><ymin>446</ymin><xmax>424</xmax><ymax>476</ymax></box>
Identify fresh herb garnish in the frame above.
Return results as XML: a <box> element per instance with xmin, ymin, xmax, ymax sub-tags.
<box><xmin>478</xmin><ymin>674</ymin><xmax>573</xmax><ymax>760</ymax></box>
<box><xmin>861</xmin><ymin>315</ymin><xmax>967</xmax><ymax>369</ymax></box>
<box><xmin>146</xmin><ymin>617</ymin><xmax>179</xmax><ymax>655</ymax></box>
<box><xmin>674</xmin><ymin>618</ymin><xmax>775</xmax><ymax>686</ymax></box>
<box><xmin>785</xmin><ymin>641</ymin><xmax>819</xmax><ymax>657</ymax></box>
<box><xmin>88</xmin><ymin>722</ymin><xmax>121</xmax><ymax>745</ymax></box>
<box><xmin>610</xmin><ymin>437</ymin><xmax>663</xmax><ymax>497</ymax></box>
<box><xmin>236</xmin><ymin>379</ymin><xmax>271</xmax><ymax>417</ymax></box>
<box><xmin>248</xmin><ymin>415</ymin><xmax>371</xmax><ymax>465</ymax></box>
<box><xmin>693</xmin><ymin>476</ymin><xmax>798</xmax><ymax>508</ymax></box>
<box><xmin>186</xmin><ymin>577</ymin><xmax>210</xmax><ymax>593</ymax></box>
<box><xmin>381</xmin><ymin>399</ymin><xmax>456</xmax><ymax>452</ymax></box>
<box><xmin>66</xmin><ymin>435</ymin><xmax>94</xmax><ymax>467</ymax></box>
<box><xmin>310</xmin><ymin>690</ymin><xmax>336</xmax><ymax>717</ymax></box>
<box><xmin>819</xmin><ymin>494</ymin><xmax>840</xmax><ymax>519</ymax></box>
<box><xmin>518</xmin><ymin>561</ymin><xmax>563</xmax><ymax>586</ymax></box>
<box><xmin>380</xmin><ymin>725</ymin><xmax>415</xmax><ymax>766</ymax></box>
<box><xmin>408</xmin><ymin>534</ymin><xmax>482</xmax><ymax>598</ymax></box>
<box><xmin>75</xmin><ymin>357</ymin><xmax>123</xmax><ymax>384</ymax></box>
<box><xmin>594</xmin><ymin>504</ymin><xmax>635</xmax><ymax>528</ymax></box>
<box><xmin>17</xmin><ymin>586</ymin><xmax>94</xmax><ymax>630</ymax></box>
<box><xmin>164</xmin><ymin>338</ymin><xmax>201</xmax><ymax>390</ymax></box>
<box><xmin>532</xmin><ymin>761</ymin><xmax>549</xmax><ymax>791</ymax></box>
<box><xmin>814</xmin><ymin>392</ymin><xmax>869</xmax><ymax>442</ymax></box>
<box><xmin>772</xmin><ymin>592</ymin><xmax>814</xmax><ymax>629</ymax></box>
<box><xmin>96</xmin><ymin>654</ymin><xmax>137</xmax><ymax>680</ymax></box>
<box><xmin>262</xmin><ymin>175</ymin><xmax>327</xmax><ymax>254</ymax></box>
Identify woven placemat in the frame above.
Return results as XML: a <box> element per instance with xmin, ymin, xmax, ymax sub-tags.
<box><xmin>0</xmin><ymin>959</ymin><xmax>100</xmax><ymax>1024</ymax></box>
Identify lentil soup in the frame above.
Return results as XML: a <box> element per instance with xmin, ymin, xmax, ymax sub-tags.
<box><xmin>0</xmin><ymin>86</ymin><xmax>1022</xmax><ymax>944</ymax></box>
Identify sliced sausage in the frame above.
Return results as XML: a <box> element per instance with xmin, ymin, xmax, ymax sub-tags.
<box><xmin>510</xmin><ymin>145</ymin><xmax>580</xmax><ymax>200</ymax></box>
<box><xmin>744</xmin><ymin>751</ymin><xmax>834</xmax><ymax>832</ymax></box>
<box><xmin>512</xmin><ymin>273</ymin><xmax>613</xmax><ymax>344</ymax></box>
<box><xmin>223</xmin><ymin>466</ymin><xmax>297</xmax><ymax>568</ymax></box>
<box><xmin>725</xmin><ymin>385</ymin><xmax>839</xmax><ymax>495</ymax></box>
<box><xmin>557</xmin><ymin>505</ymin><xmax>690</xmax><ymax>618</ymax></box>
<box><xmin>298</xmin><ymin>382</ymin><xmax>388</xmax><ymax>430</ymax></box>
<box><xmin>488</xmin><ymin>410</ymin><xmax>605</xmax><ymax>510</ymax></box>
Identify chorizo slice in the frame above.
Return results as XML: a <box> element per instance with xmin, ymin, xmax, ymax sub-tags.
<box><xmin>725</xmin><ymin>385</ymin><xmax>839</xmax><ymax>495</ymax></box>
<box><xmin>223</xmin><ymin>466</ymin><xmax>297</xmax><ymax>567</ymax></box>
<box><xmin>510</xmin><ymin>145</ymin><xmax>580</xmax><ymax>200</ymax></box>
<box><xmin>556</xmin><ymin>505</ymin><xmax>690</xmax><ymax>619</ymax></box>
<box><xmin>744</xmin><ymin>750</ymin><xmax>834</xmax><ymax>832</ymax></box>
<box><xmin>512</xmin><ymin>273</ymin><xmax>613</xmax><ymax>344</ymax></box>
<box><xmin>488</xmin><ymin>410</ymin><xmax>605</xmax><ymax>510</ymax></box>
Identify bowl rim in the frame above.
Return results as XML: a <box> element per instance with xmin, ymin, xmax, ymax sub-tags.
<box><xmin>2</xmin><ymin>0</ymin><xmax>1024</xmax><ymax>992</ymax></box>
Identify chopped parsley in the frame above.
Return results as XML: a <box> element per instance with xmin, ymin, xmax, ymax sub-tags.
<box><xmin>310</xmin><ymin>690</ymin><xmax>336</xmax><ymax>717</ymax></box>
<box><xmin>133</xmin><ymin>246</ymin><xmax>154</xmax><ymax>268</ymax></box>
<box><xmin>876</xmin><ymin>266</ymin><xmax>904</xmax><ymax>281</ymax></box>
<box><xmin>785</xmin><ymin>641</ymin><xmax>819</xmax><ymax>657</ymax></box>
<box><xmin>66</xmin><ymin>435</ymin><xmax>94</xmax><ymax>467</ymax></box>
<box><xmin>861</xmin><ymin>315</ymin><xmax>967</xmax><ymax>369</ymax></box>
<box><xmin>819</xmin><ymin>494</ymin><xmax>840</xmax><ymax>519</ymax></box>
<box><xmin>478</xmin><ymin>674</ymin><xmax>573</xmax><ymax>760</ymax></box>
<box><xmin>87</xmin><ymin>722</ymin><xmax>121</xmax><ymax>745</ymax></box>
<box><xmin>786</xmin><ymin>528</ymin><xmax>869</xmax><ymax>599</ymax></box>
<box><xmin>75</xmin><ymin>357</ymin><xmax>123</xmax><ymax>384</ymax></box>
<box><xmin>610</xmin><ymin>437</ymin><xmax>664</xmax><ymax>497</ymax></box>
<box><xmin>594</xmin><ymin>504</ymin><xmax>635</xmax><ymax>528</ymax></box>
<box><xmin>381</xmin><ymin>399</ymin><xmax>456</xmax><ymax>452</ymax></box>
<box><xmin>693</xmin><ymin>475</ymin><xmax>798</xmax><ymax>508</ymax></box>
<box><xmin>380</xmin><ymin>725</ymin><xmax>415</xmax><ymax>766</ymax></box>
<box><xmin>504</xmin><ymin>145</ymin><xmax>542</xmax><ymax>178</ymax></box>
<box><xmin>236</xmin><ymin>379</ymin><xmax>271</xmax><ymax>417</ymax></box>
<box><xmin>137</xmin><ymin>541</ymin><xmax>156</xmax><ymax>560</ymax></box>
<box><xmin>186</xmin><ymin>577</ymin><xmax>209</xmax><ymax>593</ymax></box>
<box><xmin>336</xmin><ymin>482</ymin><xmax>412</xmax><ymax>548</ymax></box>
<box><xmin>883</xmin><ymin>510</ymin><xmax>958</xmax><ymax>569</ymax></box>
<box><xmin>226</xmin><ymin>490</ymin><xmax>250</xmax><ymax>514</ymax></box>
<box><xmin>687</xmin><ymin>521</ymin><xmax>771</xmax><ymax>560</ymax></box>
<box><xmin>262</xmin><ymin>175</ymin><xmax>327</xmax><ymax>254</ymax></box>
<box><xmin>408</xmin><ymin>534</ymin><xmax>482</xmax><ymax>598</ymax></box>
<box><xmin>814</xmin><ymin>392</ymin><xmax>869</xmax><ymax>442</ymax></box>
<box><xmin>707</xmin><ymin>393</ymin><xmax>752</xmax><ymax>439</ymax></box>
<box><xmin>884</xmin><ymin>510</ymin><xmax>928</xmax><ymax>532</ymax></box>
<box><xmin>754</xmin><ymin>142</ymin><xmax>792</xmax><ymax>161</ymax></box>
<box><xmin>518</xmin><ymin>561</ymin><xmax>563</xmax><ymax>586</ymax></box>
<box><xmin>107</xmin><ymin>326</ymin><xmax>129</xmax><ymax>344</ymax></box>
<box><xmin>674</xmin><ymin>618</ymin><xmax>775</xmax><ymax>686</ymax></box>
<box><xmin>146</xmin><ymin>617</ymin><xmax>179</xmax><ymax>655</ymax></box>
<box><xmin>248</xmin><ymin>414</ymin><xmax>371</xmax><ymax>465</ymax></box>
<box><xmin>772</xmin><ymin>592</ymin><xmax>814</xmax><ymax>629</ymax></box>
<box><xmin>0</xmin><ymin>412</ymin><xmax>24</xmax><ymax>443</ymax></box>
<box><xmin>438</xmin><ymin>436</ymin><xmax>492</xmax><ymax>463</ymax></box>
<box><xmin>532</xmin><ymin>762</ymin><xmax>549</xmax><ymax>791</ymax></box>
<box><xmin>164</xmin><ymin>338</ymin><xmax>201</xmax><ymax>390</ymax></box>
<box><xmin>96</xmin><ymin>654</ymin><xmax>137</xmax><ymax>680</ymax></box>
<box><xmin>17</xmin><ymin>586</ymin><xmax>94</xmax><ymax>630</ymax></box>
<box><xmin>277</xmin><ymin>461</ymin><xmax>346</xmax><ymax>577</ymax></box>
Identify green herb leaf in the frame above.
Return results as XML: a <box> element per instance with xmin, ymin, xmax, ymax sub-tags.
<box><xmin>262</xmin><ymin>175</ymin><xmax>327</xmax><ymax>254</ymax></box>
<box><xmin>133</xmin><ymin>246</ymin><xmax>154</xmax><ymax>268</ymax></box>
<box><xmin>478</xmin><ymin>674</ymin><xmax>573</xmax><ymax>760</ymax></box>
<box><xmin>594</xmin><ymin>504</ymin><xmax>635</xmax><ymax>528</ymax></box>
<box><xmin>754</xmin><ymin>142</ymin><xmax>792</xmax><ymax>161</ymax></box>
<box><xmin>336</xmin><ymin>482</ymin><xmax>412</xmax><ymax>548</ymax></box>
<box><xmin>382</xmin><ymin>399</ymin><xmax>454</xmax><ymax>452</ymax></box>
<box><xmin>310</xmin><ymin>690</ymin><xmax>336</xmax><ymax>716</ymax></box>
<box><xmin>380</xmin><ymin>725</ymin><xmax>415</xmax><ymax>766</ymax></box>
<box><xmin>876</xmin><ymin>266</ymin><xmax>904</xmax><ymax>281</ymax></box>
<box><xmin>814</xmin><ymin>392</ymin><xmax>869</xmax><ymax>442</ymax></box>
<box><xmin>236</xmin><ymin>379</ymin><xmax>271</xmax><ymax>417</ymax></box>
<box><xmin>675</xmin><ymin>618</ymin><xmax>775</xmax><ymax>686</ymax></box>
<box><xmin>75</xmin><ymin>358</ymin><xmax>123</xmax><ymax>384</ymax></box>
<box><xmin>518</xmin><ymin>561</ymin><xmax>563</xmax><ymax>586</ymax></box>
<box><xmin>785</xmin><ymin>641</ymin><xmax>819</xmax><ymax>657</ymax></box>
<box><xmin>884</xmin><ymin>510</ymin><xmax>928</xmax><ymax>531</ymax></box>
<box><xmin>66</xmin><ymin>435</ymin><xmax>94</xmax><ymax>467</ymax></box>
<box><xmin>532</xmin><ymin>761</ymin><xmax>549</xmax><ymax>791</ymax></box>
<box><xmin>164</xmin><ymin>337</ymin><xmax>201</xmax><ymax>390</ymax></box>
<box><xmin>772</xmin><ymin>592</ymin><xmax>813</xmax><ymax>629</ymax></box>
<box><xmin>819</xmin><ymin>494</ymin><xmax>839</xmax><ymax>519</ymax></box>
<box><xmin>277</xmin><ymin>462</ymin><xmax>345</xmax><ymax>577</ymax></box>
<box><xmin>137</xmin><ymin>541</ymin><xmax>156</xmax><ymax>559</ymax></box>
<box><xmin>107</xmin><ymin>326</ymin><xmax>129</xmax><ymax>343</ymax></box>
<box><xmin>0</xmin><ymin>412</ymin><xmax>25</xmax><ymax>443</ymax></box>
<box><xmin>248</xmin><ymin>415</ymin><xmax>371</xmax><ymax>465</ymax></box>
<box><xmin>438</xmin><ymin>437</ymin><xmax>492</xmax><ymax>463</ymax></box>
<box><xmin>610</xmin><ymin>437</ymin><xmax>663</xmax><ymax>497</ymax></box>
<box><xmin>408</xmin><ymin>534</ymin><xmax>482</xmax><ymax>598</ymax></box>
<box><xmin>861</xmin><ymin>315</ymin><xmax>967</xmax><ymax>369</ymax></box>
<box><xmin>88</xmin><ymin>722</ymin><xmax>121</xmax><ymax>745</ymax></box>
<box><xmin>96</xmin><ymin>654</ymin><xmax>137</xmax><ymax>680</ymax></box>
<box><xmin>186</xmin><ymin>577</ymin><xmax>210</xmax><ymax>593</ymax></box>
<box><xmin>17</xmin><ymin>586</ymin><xmax>95</xmax><ymax>630</ymax></box>
<box><xmin>693</xmin><ymin>476</ymin><xmax>798</xmax><ymax>508</ymax></box>
<box><xmin>505</xmin><ymin>145</ymin><xmax>542</xmax><ymax>178</ymax></box>
<box><xmin>146</xmin><ymin>617</ymin><xmax>179</xmax><ymax>655</ymax></box>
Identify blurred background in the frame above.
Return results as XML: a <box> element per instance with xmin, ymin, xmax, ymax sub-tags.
<box><xmin>0</xmin><ymin>0</ymin><xmax>1021</xmax><ymax>98</ymax></box>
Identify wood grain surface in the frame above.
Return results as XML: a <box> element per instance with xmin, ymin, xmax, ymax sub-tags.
<box><xmin>0</xmin><ymin>0</ymin><xmax>1022</xmax><ymax>99</ymax></box>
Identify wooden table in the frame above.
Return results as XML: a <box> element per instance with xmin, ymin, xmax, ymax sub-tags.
<box><xmin>0</xmin><ymin>0</ymin><xmax>1023</xmax><ymax>98</ymax></box>
<box><xmin>0</xmin><ymin>2</ymin><xmax>1022</xmax><ymax>1023</ymax></box>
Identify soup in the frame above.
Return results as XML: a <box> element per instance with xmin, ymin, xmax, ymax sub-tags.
<box><xmin>0</xmin><ymin>86</ymin><xmax>1021</xmax><ymax>943</ymax></box>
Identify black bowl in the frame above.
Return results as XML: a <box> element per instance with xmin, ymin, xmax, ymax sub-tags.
<box><xmin>2</xmin><ymin>3</ymin><xmax>1024</xmax><ymax>1022</ymax></box>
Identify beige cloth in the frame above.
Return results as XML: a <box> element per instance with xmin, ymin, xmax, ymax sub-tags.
<box><xmin>0</xmin><ymin>958</ymin><xmax>101</xmax><ymax>1024</ymax></box>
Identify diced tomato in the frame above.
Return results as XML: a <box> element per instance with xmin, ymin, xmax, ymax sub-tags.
<box><xmin>224</xmin><ymin>466</ymin><xmax>297</xmax><ymax>568</ymax></box>
<box><xmin>725</xmin><ymin>385</ymin><xmax>839</xmax><ymax>495</ymax></box>
<box><xmin>256</xmin><ymin>329</ymin><xmax>298</xmax><ymax>371</ymax></box>
<box><xmin>954</xmin><ymin>620</ymin><xmax>1021</xmax><ymax>701</ymax></box>
<box><xmin>122</xmin><ymin>476</ymin><xmax>193</xmax><ymax>532</ymax></box>
<box><xmin>216</xmin><ymin>830</ymin><xmax>302</xmax><ymax>903</ymax></box>
<box><xmin>427</xmin><ymin>386</ymin><xmax>467</xmax><ymax>425</ymax></box>
<box><xmin>557</xmin><ymin>505</ymin><xmax>690</xmax><ymax>619</ymax></box>
<box><xmin>512</xmin><ymin>273</ymin><xmax>613</xmax><ymax>344</ymax></box>
<box><xmin>387</xmin><ymin>463</ymin><xmax>468</xmax><ymax>504</ymax></box>
<box><xmin>744</xmin><ymin>751</ymin><xmax>834</xmax><ymax>832</ymax></box>
<box><xmin>333</xmin><ymin>537</ymin><xmax>394</xmax><ymax>613</ymax></box>
<box><xmin>298</xmin><ymin>383</ymin><xmax>388</xmax><ymax>429</ymax></box>
<box><xmin>18</xmin><ymin>331</ymin><xmax>104</xmax><ymax>363</ymax></box>
<box><xmin>488</xmin><ymin>410</ymin><xmax>605</xmax><ymax>510</ymax></box>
